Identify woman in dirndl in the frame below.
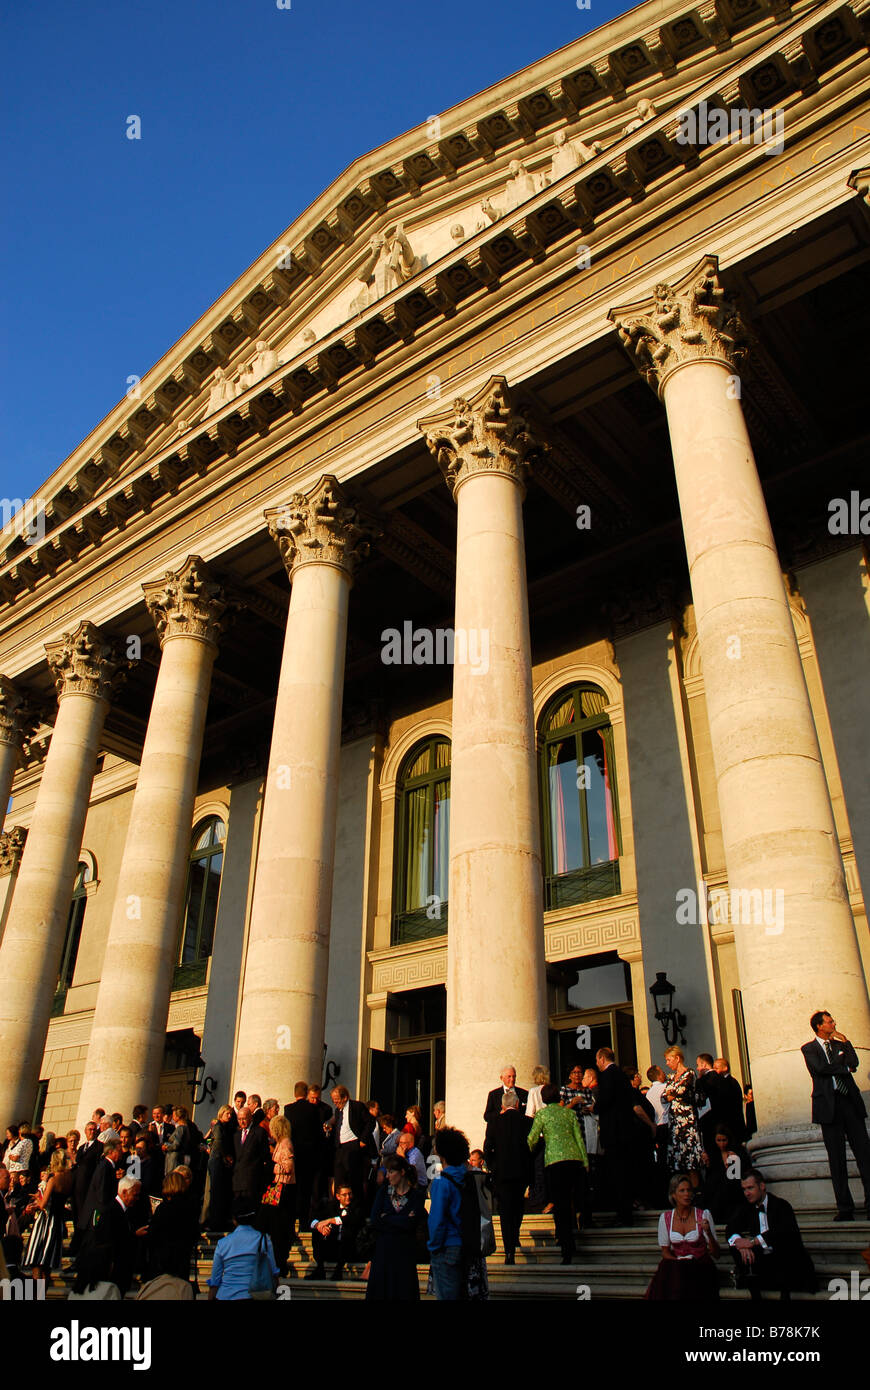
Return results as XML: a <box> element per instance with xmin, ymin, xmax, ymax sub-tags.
<box><xmin>645</xmin><ymin>1174</ymin><xmax>720</xmax><ymax>1300</ymax></box>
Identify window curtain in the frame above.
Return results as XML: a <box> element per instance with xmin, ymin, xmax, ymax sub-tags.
<box><xmin>433</xmin><ymin>779</ymin><xmax>450</xmax><ymax>905</ymax></box>
<box><xmin>598</xmin><ymin>728</ymin><xmax>618</xmax><ymax>860</ymax></box>
<box><xmin>403</xmin><ymin>785</ymin><xmax>430</xmax><ymax>911</ymax></box>
<box><xmin>547</xmin><ymin>742</ymin><xmax>569</xmax><ymax>875</ymax></box>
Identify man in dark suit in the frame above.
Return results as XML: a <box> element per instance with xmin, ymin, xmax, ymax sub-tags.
<box><xmin>306</xmin><ymin>1183</ymin><xmax>364</xmax><ymax>1280</ymax></box>
<box><xmin>484</xmin><ymin>1066</ymin><xmax>530</xmax><ymax>1126</ymax></box>
<box><xmin>232</xmin><ymin>1106</ymin><xmax>270</xmax><ymax>1204</ymax></box>
<box><xmin>77</xmin><ymin>1137</ymin><xmax>123</xmax><ymax>1235</ymax></box>
<box><xmin>695</xmin><ymin>1053</ymin><xmax>723</xmax><ymax>1154</ymax></box>
<box><xmin>484</xmin><ymin>1089</ymin><xmax>532</xmax><ymax>1263</ymax></box>
<box><xmin>285</xmin><ymin>1081</ymin><xmax>320</xmax><ymax>1229</ymax></box>
<box><xmin>329</xmin><ymin>1086</ymin><xmax>376</xmax><ymax>1198</ymax></box>
<box><xmin>74</xmin><ymin>1175</ymin><xmax>142</xmax><ymax>1297</ymax></box>
<box><xmin>713</xmin><ymin>1057</ymin><xmax>747</xmax><ymax>1142</ymax></box>
<box><xmin>593</xmin><ymin>1048</ymin><xmax>635</xmax><ymax>1226</ymax></box>
<box><xmin>726</xmin><ymin>1169</ymin><xmax>815</xmax><ymax>1298</ymax></box>
<box><xmin>71</xmin><ymin>1122</ymin><xmax>103</xmax><ymax>1237</ymax></box>
<box><xmin>801</xmin><ymin>1010</ymin><xmax>870</xmax><ymax>1220</ymax></box>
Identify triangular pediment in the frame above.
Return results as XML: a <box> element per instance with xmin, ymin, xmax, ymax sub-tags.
<box><xmin>1</xmin><ymin>0</ymin><xmax>860</xmax><ymax>600</ymax></box>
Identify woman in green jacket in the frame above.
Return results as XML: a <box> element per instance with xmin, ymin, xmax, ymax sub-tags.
<box><xmin>527</xmin><ymin>1083</ymin><xmax>589</xmax><ymax>1263</ymax></box>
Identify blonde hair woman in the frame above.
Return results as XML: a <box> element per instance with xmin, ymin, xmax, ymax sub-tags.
<box><xmin>260</xmin><ymin>1112</ymin><xmax>295</xmax><ymax>1276</ymax></box>
<box><xmin>203</xmin><ymin>1103</ymin><xmax>236</xmax><ymax>1234</ymax></box>
<box><xmin>663</xmin><ymin>1046</ymin><xmax>704</xmax><ymax>1186</ymax></box>
<box><xmin>22</xmin><ymin>1148</ymin><xmax>73</xmax><ymax>1285</ymax></box>
<box><xmin>526</xmin><ymin>1065</ymin><xmax>552</xmax><ymax>1210</ymax></box>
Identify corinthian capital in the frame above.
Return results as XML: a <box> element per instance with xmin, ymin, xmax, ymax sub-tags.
<box><xmin>0</xmin><ymin>825</ymin><xmax>27</xmax><ymax>876</ymax></box>
<box><xmin>0</xmin><ymin>676</ymin><xmax>38</xmax><ymax>752</ymax></box>
<box><xmin>608</xmin><ymin>254</ymin><xmax>751</xmax><ymax>397</ymax></box>
<box><xmin>266</xmin><ymin>475</ymin><xmax>376</xmax><ymax>581</ymax></box>
<box><xmin>143</xmin><ymin>555</ymin><xmax>226</xmax><ymax>649</ymax></box>
<box><xmin>45</xmin><ymin>620</ymin><xmax>128</xmax><ymax>703</ymax></box>
<box><xmin>417</xmin><ymin>376</ymin><xmax>544</xmax><ymax>498</ymax></box>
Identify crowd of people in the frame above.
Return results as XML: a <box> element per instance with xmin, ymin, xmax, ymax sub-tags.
<box><xmin>2</xmin><ymin>1013</ymin><xmax>864</xmax><ymax>1301</ymax></box>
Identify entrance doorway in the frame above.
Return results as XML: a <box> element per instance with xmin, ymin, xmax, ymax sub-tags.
<box><xmin>367</xmin><ymin>985</ymin><xmax>446</xmax><ymax>1131</ymax></box>
<box><xmin>546</xmin><ymin>953</ymin><xmax>637</xmax><ymax>1084</ymax></box>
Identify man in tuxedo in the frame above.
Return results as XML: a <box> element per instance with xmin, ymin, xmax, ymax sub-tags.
<box><xmin>727</xmin><ymin>1169</ymin><xmax>815</xmax><ymax>1298</ymax></box>
<box><xmin>713</xmin><ymin>1058</ymin><xmax>747</xmax><ymax>1142</ymax></box>
<box><xmin>801</xmin><ymin>1010</ymin><xmax>870</xmax><ymax>1220</ymax></box>
<box><xmin>593</xmin><ymin>1047</ymin><xmax>635</xmax><ymax>1226</ymax></box>
<box><xmin>232</xmin><ymin>1106</ymin><xmax>270</xmax><ymax>1204</ymax></box>
<box><xmin>77</xmin><ymin>1137</ymin><xmax>123</xmax><ymax>1235</ymax></box>
<box><xmin>306</xmin><ymin>1183</ymin><xmax>364</xmax><ymax>1280</ymax></box>
<box><xmin>329</xmin><ymin>1086</ymin><xmax>376</xmax><ymax>1198</ymax></box>
<box><xmin>484</xmin><ymin>1066</ymin><xmax>529</xmax><ymax>1126</ymax></box>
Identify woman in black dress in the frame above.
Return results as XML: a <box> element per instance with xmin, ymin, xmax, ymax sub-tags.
<box><xmin>145</xmin><ymin>1168</ymin><xmax>197</xmax><ymax>1283</ymax></box>
<box><xmin>365</xmin><ymin>1156</ymin><xmax>427</xmax><ymax>1301</ymax></box>
<box><xmin>202</xmin><ymin>1105</ymin><xmax>236</xmax><ymax>1232</ymax></box>
<box><xmin>703</xmin><ymin>1126</ymin><xmax>751</xmax><ymax>1222</ymax></box>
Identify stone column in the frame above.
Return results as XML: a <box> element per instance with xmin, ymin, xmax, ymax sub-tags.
<box><xmin>76</xmin><ymin>558</ymin><xmax>225</xmax><ymax>1128</ymax></box>
<box><xmin>0</xmin><ymin>622</ymin><xmax>125</xmax><ymax>1123</ymax></box>
<box><xmin>418</xmin><ymin>377</ymin><xmax>549</xmax><ymax>1147</ymax></box>
<box><xmin>0</xmin><ymin>675</ymin><xmax>37</xmax><ymax>828</ymax></box>
<box><xmin>609</xmin><ymin>256</ymin><xmax>870</xmax><ymax>1195</ymax></box>
<box><xmin>232</xmin><ymin>476</ymin><xmax>373</xmax><ymax>1098</ymax></box>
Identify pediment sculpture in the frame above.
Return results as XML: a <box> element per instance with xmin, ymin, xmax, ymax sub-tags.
<box><xmin>482</xmin><ymin>159</ymin><xmax>540</xmax><ymax>222</ymax></box>
<box><xmin>547</xmin><ymin>129</ymin><xmax>602</xmax><ymax>182</ymax></box>
<box><xmin>351</xmin><ymin>223</ymin><xmax>425</xmax><ymax>313</ymax></box>
<box><xmin>623</xmin><ymin>97</ymin><xmax>657</xmax><ymax>136</ymax></box>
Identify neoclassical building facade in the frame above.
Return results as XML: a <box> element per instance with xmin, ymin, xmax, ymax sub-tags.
<box><xmin>1</xmin><ymin>0</ymin><xmax>869</xmax><ymax>1198</ymax></box>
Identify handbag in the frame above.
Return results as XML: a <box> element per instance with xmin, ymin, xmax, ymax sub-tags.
<box><xmin>261</xmin><ymin>1181</ymin><xmax>282</xmax><ymax>1207</ymax></box>
<box><xmin>249</xmin><ymin>1233</ymin><xmax>277</xmax><ymax>1300</ymax></box>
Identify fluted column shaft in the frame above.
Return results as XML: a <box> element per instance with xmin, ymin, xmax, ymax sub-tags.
<box><xmin>76</xmin><ymin>559</ymin><xmax>224</xmax><ymax>1127</ymax></box>
<box><xmin>419</xmin><ymin>379</ymin><xmax>548</xmax><ymax>1147</ymax></box>
<box><xmin>233</xmin><ymin>477</ymin><xmax>371</xmax><ymax>1097</ymax></box>
<box><xmin>610</xmin><ymin>258</ymin><xmax>870</xmax><ymax>1157</ymax></box>
<box><xmin>0</xmin><ymin>624</ymin><xmax>124</xmax><ymax>1123</ymax></box>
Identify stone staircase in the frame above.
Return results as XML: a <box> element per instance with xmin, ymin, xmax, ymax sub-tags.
<box><xmin>31</xmin><ymin>1207</ymin><xmax>868</xmax><ymax>1301</ymax></box>
<box><xmin>200</xmin><ymin>1207</ymin><xmax>870</xmax><ymax>1301</ymax></box>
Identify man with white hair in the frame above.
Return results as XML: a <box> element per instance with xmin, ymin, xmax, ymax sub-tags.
<box><xmin>484</xmin><ymin>1066</ymin><xmax>529</xmax><ymax>1126</ymax></box>
<box><xmin>73</xmin><ymin>1174</ymin><xmax>142</xmax><ymax>1297</ymax></box>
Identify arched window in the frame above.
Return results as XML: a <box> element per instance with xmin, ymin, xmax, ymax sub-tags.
<box><xmin>52</xmin><ymin>859</ymin><xmax>94</xmax><ymax>1016</ymax></box>
<box><xmin>174</xmin><ymin>816</ymin><xmax>226</xmax><ymax>990</ymax></box>
<box><xmin>393</xmin><ymin>737</ymin><xmax>451</xmax><ymax>944</ymax></box>
<box><xmin>539</xmin><ymin>684</ymin><xmax>621</xmax><ymax>909</ymax></box>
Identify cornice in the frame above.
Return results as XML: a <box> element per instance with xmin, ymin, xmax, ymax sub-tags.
<box><xmin>1</xmin><ymin>2</ymin><xmax>868</xmax><ymax>661</ymax></box>
<box><xmin>0</xmin><ymin>1</ymin><xmax>837</xmax><ymax>597</ymax></box>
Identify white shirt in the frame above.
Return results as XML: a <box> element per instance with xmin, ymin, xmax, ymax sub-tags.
<box><xmin>659</xmin><ymin>1208</ymin><xmax>715</xmax><ymax>1256</ymax></box>
<box><xmin>338</xmin><ymin>1105</ymin><xmax>355</xmax><ymax>1144</ymax></box>
<box><xmin>728</xmin><ymin>1195</ymin><xmax>771</xmax><ymax>1251</ymax></box>
<box><xmin>526</xmin><ymin>1085</ymin><xmax>546</xmax><ymax>1118</ymax></box>
<box><xmin>646</xmin><ymin>1081</ymin><xmax>669</xmax><ymax>1126</ymax></box>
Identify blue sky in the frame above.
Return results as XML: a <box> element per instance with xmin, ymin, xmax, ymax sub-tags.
<box><xmin>1</xmin><ymin>0</ymin><xmax>635</xmax><ymax>506</ymax></box>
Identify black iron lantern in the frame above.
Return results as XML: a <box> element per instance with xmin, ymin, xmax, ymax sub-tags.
<box><xmin>187</xmin><ymin>1053</ymin><xmax>218</xmax><ymax>1108</ymax></box>
<box><xmin>649</xmin><ymin>971</ymin><xmax>687</xmax><ymax>1046</ymax></box>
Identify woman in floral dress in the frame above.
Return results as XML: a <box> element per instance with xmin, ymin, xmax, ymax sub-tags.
<box><xmin>663</xmin><ymin>1046</ymin><xmax>704</xmax><ymax>1187</ymax></box>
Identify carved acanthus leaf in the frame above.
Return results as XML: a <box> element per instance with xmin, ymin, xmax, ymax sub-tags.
<box><xmin>608</xmin><ymin>253</ymin><xmax>751</xmax><ymax>397</ymax></box>
<box><xmin>417</xmin><ymin>375</ymin><xmax>546</xmax><ymax>496</ymax></box>
<box><xmin>0</xmin><ymin>676</ymin><xmax>39</xmax><ymax>751</ymax></box>
<box><xmin>45</xmin><ymin>620</ymin><xmax>130</xmax><ymax>703</ymax></box>
<box><xmin>143</xmin><ymin>555</ymin><xmax>227</xmax><ymax>648</ymax></box>
<box><xmin>266</xmin><ymin>475</ymin><xmax>378</xmax><ymax>580</ymax></box>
